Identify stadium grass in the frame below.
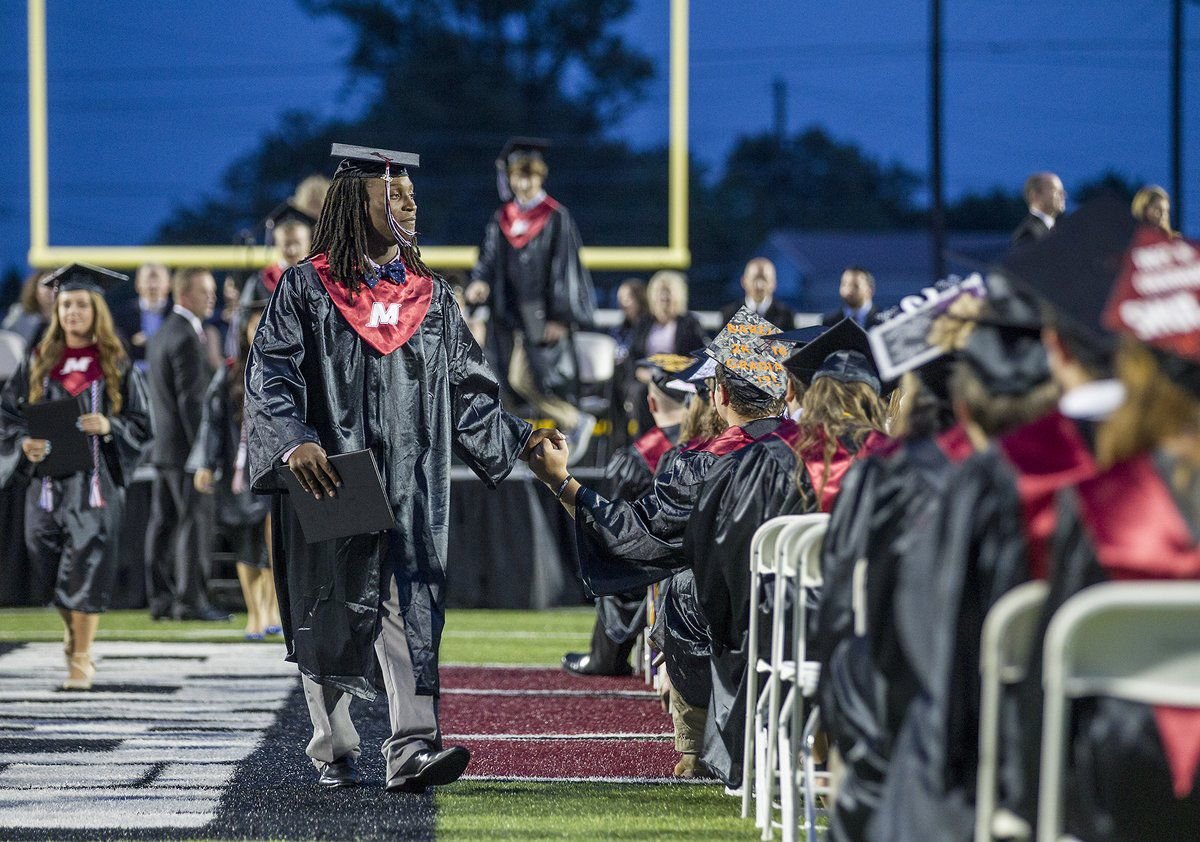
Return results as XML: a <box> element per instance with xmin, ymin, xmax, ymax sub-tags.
<box><xmin>0</xmin><ymin>605</ymin><xmax>770</xmax><ymax>840</ymax></box>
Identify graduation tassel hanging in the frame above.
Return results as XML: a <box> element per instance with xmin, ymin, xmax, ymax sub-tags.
<box><xmin>87</xmin><ymin>380</ymin><xmax>104</xmax><ymax>509</ymax></box>
<box><xmin>38</xmin><ymin>477</ymin><xmax>53</xmax><ymax>512</ymax></box>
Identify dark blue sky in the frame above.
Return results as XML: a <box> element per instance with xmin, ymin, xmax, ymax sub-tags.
<box><xmin>1</xmin><ymin>0</ymin><xmax>1197</xmax><ymax>274</ymax></box>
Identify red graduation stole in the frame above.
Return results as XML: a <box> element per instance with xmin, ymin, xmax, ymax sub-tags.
<box><xmin>999</xmin><ymin>411</ymin><xmax>1099</xmax><ymax>580</ymax></box>
<box><xmin>49</xmin><ymin>345</ymin><xmax>102</xmax><ymax>396</ymax></box>
<box><xmin>798</xmin><ymin>427</ymin><xmax>891</xmax><ymax>513</ymax></box>
<box><xmin>633</xmin><ymin>426</ymin><xmax>674</xmax><ymax>474</ymax></box>
<box><xmin>697</xmin><ymin>423</ymin><xmax>759</xmax><ymax>458</ymax></box>
<box><xmin>310</xmin><ymin>253</ymin><xmax>433</xmax><ymax>356</ymax></box>
<box><xmin>934</xmin><ymin>423</ymin><xmax>975</xmax><ymax>464</ymax></box>
<box><xmin>499</xmin><ymin>195</ymin><xmax>560</xmax><ymax>249</ymax></box>
<box><xmin>1076</xmin><ymin>453</ymin><xmax>1200</xmax><ymax>798</ymax></box>
<box><xmin>261</xmin><ymin>262</ymin><xmax>285</xmax><ymax>294</ymax></box>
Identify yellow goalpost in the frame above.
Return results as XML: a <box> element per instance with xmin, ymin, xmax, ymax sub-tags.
<box><xmin>25</xmin><ymin>0</ymin><xmax>690</xmax><ymax>272</ymax></box>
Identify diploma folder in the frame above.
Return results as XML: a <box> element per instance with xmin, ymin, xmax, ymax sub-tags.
<box><xmin>24</xmin><ymin>396</ymin><xmax>92</xmax><ymax>479</ymax></box>
<box><xmin>280</xmin><ymin>449</ymin><xmax>395</xmax><ymax>543</ymax></box>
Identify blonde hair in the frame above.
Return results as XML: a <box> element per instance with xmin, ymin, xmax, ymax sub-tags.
<box><xmin>29</xmin><ymin>291</ymin><xmax>128</xmax><ymax>413</ymax></box>
<box><xmin>793</xmin><ymin>377</ymin><xmax>887</xmax><ymax>506</ymax></box>
<box><xmin>647</xmin><ymin>270</ymin><xmax>689</xmax><ymax>319</ymax></box>
<box><xmin>1131</xmin><ymin>185</ymin><xmax>1172</xmax><ymax>234</ymax></box>
<box><xmin>1097</xmin><ymin>339</ymin><xmax>1200</xmax><ymax>470</ymax></box>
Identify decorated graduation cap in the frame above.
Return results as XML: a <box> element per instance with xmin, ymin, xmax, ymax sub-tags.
<box><xmin>784</xmin><ymin>317</ymin><xmax>884</xmax><ymax>394</ymax></box>
<box><xmin>495</xmin><ymin>137</ymin><xmax>550</xmax><ymax>202</ymax></box>
<box><xmin>331</xmin><ymin>143</ymin><xmax>420</xmax><ymax>179</ymax></box>
<box><xmin>705</xmin><ymin>305</ymin><xmax>788</xmax><ymax>400</ymax></box>
<box><xmin>1102</xmin><ymin>224</ymin><xmax>1200</xmax><ymax>394</ymax></box>
<box><xmin>666</xmin><ymin>351</ymin><xmax>717</xmax><ymax>396</ymax></box>
<box><xmin>266</xmin><ymin>201</ymin><xmax>316</xmax><ymax>232</ymax></box>
<box><xmin>867</xmin><ymin>274</ymin><xmax>987</xmax><ymax>381</ymax></box>
<box><xmin>637</xmin><ymin>353</ymin><xmax>695</xmax><ymax>402</ymax></box>
<box><xmin>41</xmin><ymin>263</ymin><xmax>128</xmax><ymax>295</ymax></box>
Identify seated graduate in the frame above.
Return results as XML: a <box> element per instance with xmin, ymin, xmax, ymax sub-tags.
<box><xmin>807</xmin><ymin>289</ymin><xmax>980</xmax><ymax>841</ymax></box>
<box><xmin>0</xmin><ymin>264</ymin><xmax>153</xmax><ymax>691</ymax></box>
<box><xmin>529</xmin><ymin>306</ymin><xmax>790</xmax><ymax>777</ymax></box>
<box><xmin>562</xmin><ymin>353</ymin><xmax>694</xmax><ymax>678</ymax></box>
<box><xmin>872</xmin><ymin>197</ymin><xmax>1136</xmax><ymax>841</ymax></box>
<box><xmin>1000</xmin><ymin>208</ymin><xmax>1200</xmax><ymax>839</ymax></box>
<box><xmin>685</xmin><ymin>320</ymin><xmax>891</xmax><ymax>787</ymax></box>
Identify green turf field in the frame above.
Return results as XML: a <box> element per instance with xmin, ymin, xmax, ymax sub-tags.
<box><xmin>0</xmin><ymin>605</ymin><xmax>769</xmax><ymax>840</ymax></box>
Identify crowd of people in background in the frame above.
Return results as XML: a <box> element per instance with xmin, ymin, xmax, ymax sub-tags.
<box><xmin>0</xmin><ymin>156</ymin><xmax>1197</xmax><ymax>837</ymax></box>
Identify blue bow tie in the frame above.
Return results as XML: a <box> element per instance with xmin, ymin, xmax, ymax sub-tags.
<box><xmin>363</xmin><ymin>257</ymin><xmax>407</xmax><ymax>290</ymax></box>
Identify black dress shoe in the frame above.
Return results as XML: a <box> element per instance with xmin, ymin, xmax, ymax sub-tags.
<box><xmin>318</xmin><ymin>756</ymin><xmax>361</xmax><ymax>789</ymax></box>
<box><xmin>562</xmin><ymin>652</ymin><xmax>632</xmax><ymax>677</ymax></box>
<box><xmin>386</xmin><ymin>746</ymin><xmax>470</xmax><ymax>792</ymax></box>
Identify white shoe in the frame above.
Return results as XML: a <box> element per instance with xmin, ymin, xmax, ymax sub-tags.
<box><xmin>566</xmin><ymin>413</ymin><xmax>597</xmax><ymax>467</ymax></box>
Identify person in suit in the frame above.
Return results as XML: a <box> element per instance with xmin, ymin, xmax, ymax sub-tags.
<box><xmin>1011</xmin><ymin>171</ymin><xmax>1066</xmax><ymax>247</ymax></box>
<box><xmin>144</xmin><ymin>267</ymin><xmax>227</xmax><ymax>621</ymax></box>
<box><xmin>720</xmin><ymin>257</ymin><xmax>794</xmax><ymax>328</ymax></box>
<box><xmin>109</xmin><ymin>263</ymin><xmax>172</xmax><ymax>373</ymax></box>
<box><xmin>822</xmin><ymin>265</ymin><xmax>882</xmax><ymax>328</ymax></box>
<box><xmin>627</xmin><ymin>270</ymin><xmax>708</xmax><ymax>433</ymax></box>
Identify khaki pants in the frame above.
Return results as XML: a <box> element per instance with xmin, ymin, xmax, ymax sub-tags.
<box><xmin>508</xmin><ymin>332</ymin><xmax>581</xmax><ymax>431</ymax></box>
<box><xmin>302</xmin><ymin>570</ymin><xmax>440</xmax><ymax>784</ymax></box>
<box><xmin>669</xmin><ymin>686</ymin><xmax>707</xmax><ymax>754</ymax></box>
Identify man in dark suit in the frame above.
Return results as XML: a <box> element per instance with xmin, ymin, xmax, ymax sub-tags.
<box><xmin>1011</xmin><ymin>171</ymin><xmax>1066</xmax><ymax>247</ymax></box>
<box><xmin>110</xmin><ymin>263</ymin><xmax>172</xmax><ymax>371</ymax></box>
<box><xmin>144</xmin><ymin>268</ymin><xmax>227</xmax><ymax>621</ymax></box>
<box><xmin>720</xmin><ymin>257</ymin><xmax>795</xmax><ymax>328</ymax></box>
<box><xmin>822</xmin><ymin>265</ymin><xmax>882</xmax><ymax>328</ymax></box>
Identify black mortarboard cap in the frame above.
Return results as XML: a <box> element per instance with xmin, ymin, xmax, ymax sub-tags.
<box><xmin>266</xmin><ymin>201</ymin><xmax>316</xmax><ymax>230</ymax></box>
<box><xmin>997</xmin><ymin>193</ymin><xmax>1137</xmax><ymax>341</ymax></box>
<box><xmin>331</xmin><ymin>143</ymin><xmax>420</xmax><ymax>179</ymax></box>
<box><xmin>813</xmin><ymin>350</ymin><xmax>882</xmax><ymax>394</ymax></box>
<box><xmin>498</xmin><ymin>137</ymin><xmax>551</xmax><ymax>168</ymax></box>
<box><xmin>42</xmin><ymin>263</ymin><xmax>128</xmax><ymax>295</ymax></box>
<box><xmin>784</xmin><ymin>318</ymin><xmax>874</xmax><ymax>385</ymax></box>
<box><xmin>761</xmin><ymin>325</ymin><xmax>828</xmax><ymax>348</ymax></box>
<box><xmin>960</xmin><ymin>309</ymin><xmax>1051</xmax><ymax>396</ymax></box>
<box><xmin>637</xmin><ymin>353</ymin><xmax>695</xmax><ymax>402</ymax></box>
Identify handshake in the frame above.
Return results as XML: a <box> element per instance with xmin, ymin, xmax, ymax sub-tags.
<box><xmin>522</xmin><ymin>428</ymin><xmax>571</xmax><ymax>489</ymax></box>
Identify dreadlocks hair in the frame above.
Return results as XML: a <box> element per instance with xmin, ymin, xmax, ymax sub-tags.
<box><xmin>307</xmin><ymin>176</ymin><xmax>439</xmax><ymax>297</ymax></box>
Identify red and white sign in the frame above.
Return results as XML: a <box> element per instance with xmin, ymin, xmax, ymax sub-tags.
<box><xmin>1104</xmin><ymin>226</ymin><xmax>1200</xmax><ymax>362</ymax></box>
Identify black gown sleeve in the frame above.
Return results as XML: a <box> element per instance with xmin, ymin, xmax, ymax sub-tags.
<box><xmin>602</xmin><ymin>445</ymin><xmax>654</xmax><ymax>501</ymax></box>
<box><xmin>549</xmin><ymin>207</ymin><xmax>595</xmax><ymax>329</ymax></box>
<box><xmin>100</xmin><ymin>364</ymin><xmax>154</xmax><ymax>488</ymax></box>
<box><xmin>443</xmin><ymin>286</ymin><xmax>532</xmax><ymax>487</ymax></box>
<box><xmin>471</xmin><ymin>216</ymin><xmax>502</xmax><ymax>288</ymax></box>
<box><xmin>0</xmin><ymin>356</ymin><xmax>32</xmax><ymax>489</ymax></box>
<box><xmin>186</xmin><ymin>367</ymin><xmax>229</xmax><ymax>475</ymax></box>
<box><xmin>245</xmin><ymin>267</ymin><xmax>321</xmax><ymax>492</ymax></box>
<box><xmin>573</xmin><ymin>451</ymin><xmax>714</xmax><ymax>595</ymax></box>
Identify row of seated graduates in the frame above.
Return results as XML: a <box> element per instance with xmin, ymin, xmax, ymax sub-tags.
<box><xmin>811</xmin><ymin>196</ymin><xmax>1200</xmax><ymax>841</ymax></box>
<box><xmin>534</xmin><ymin>305</ymin><xmax>896</xmax><ymax>783</ymax></box>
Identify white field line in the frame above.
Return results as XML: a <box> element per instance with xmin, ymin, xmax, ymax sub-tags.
<box><xmin>462</xmin><ymin>774</ymin><xmax>709</xmax><ymax>785</ymax></box>
<box><xmin>443</xmin><ymin>687</ymin><xmax>656</xmax><ymax>699</ymax></box>
<box><xmin>0</xmin><ymin>629</ymin><xmax>588</xmax><ymax>641</ymax></box>
<box><xmin>446</xmin><ymin>732</ymin><xmax>671</xmax><ymax>741</ymax></box>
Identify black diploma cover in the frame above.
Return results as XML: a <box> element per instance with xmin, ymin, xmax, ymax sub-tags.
<box><xmin>280</xmin><ymin>449</ymin><xmax>396</xmax><ymax>543</ymax></box>
<box><xmin>24</xmin><ymin>396</ymin><xmax>91</xmax><ymax>478</ymax></box>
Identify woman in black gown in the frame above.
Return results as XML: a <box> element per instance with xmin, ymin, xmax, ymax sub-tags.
<box><xmin>0</xmin><ymin>265</ymin><xmax>153</xmax><ymax>690</ymax></box>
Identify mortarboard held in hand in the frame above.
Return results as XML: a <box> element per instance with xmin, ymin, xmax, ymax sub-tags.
<box><xmin>41</xmin><ymin>263</ymin><xmax>129</xmax><ymax>296</ymax></box>
<box><xmin>867</xmin><ymin>274</ymin><xmax>987</xmax><ymax>381</ymax></box>
<box><xmin>704</xmin><ymin>306</ymin><xmax>788</xmax><ymax>400</ymax></box>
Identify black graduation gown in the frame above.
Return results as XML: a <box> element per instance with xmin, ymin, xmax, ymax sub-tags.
<box><xmin>0</xmin><ymin>355</ymin><xmax>153</xmax><ymax>613</ymax></box>
<box><xmin>871</xmin><ymin>447</ymin><xmax>1031</xmax><ymax>842</ymax></box>
<box><xmin>574</xmin><ymin>418</ymin><xmax>783</xmax><ymax>707</ymax></box>
<box><xmin>1006</xmin><ymin>451</ymin><xmax>1200</xmax><ymax>841</ymax></box>
<box><xmin>473</xmin><ymin>198</ymin><xmax>595</xmax><ymax>400</ymax></box>
<box><xmin>187</xmin><ymin>364</ymin><xmax>271</xmax><ymax>564</ymax></box>
<box><xmin>595</xmin><ymin>425</ymin><xmax>681</xmax><ymax>646</ymax></box>
<box><xmin>685</xmin><ymin>419</ymin><xmax>811</xmax><ymax>785</ymax></box>
<box><xmin>811</xmin><ymin>429</ymin><xmax>970</xmax><ymax>841</ymax></box>
<box><xmin>245</xmin><ymin>261</ymin><xmax>531</xmax><ymax>700</ymax></box>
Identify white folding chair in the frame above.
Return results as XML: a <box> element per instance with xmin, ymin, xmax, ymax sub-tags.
<box><xmin>975</xmin><ymin>581</ymin><xmax>1049</xmax><ymax>842</ymax></box>
<box><xmin>750</xmin><ymin>515</ymin><xmax>829</xmax><ymax>838</ymax></box>
<box><xmin>573</xmin><ymin>331</ymin><xmax>617</xmax><ymax>384</ymax></box>
<box><xmin>1037</xmin><ymin>581</ymin><xmax>1200</xmax><ymax>842</ymax></box>
<box><xmin>742</xmin><ymin>515</ymin><xmax>819</xmax><ymax>817</ymax></box>
<box><xmin>773</xmin><ymin>520</ymin><xmax>829</xmax><ymax>842</ymax></box>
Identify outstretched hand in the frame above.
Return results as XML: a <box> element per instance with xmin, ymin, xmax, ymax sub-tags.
<box><xmin>528</xmin><ymin>435</ymin><xmax>570</xmax><ymax>487</ymax></box>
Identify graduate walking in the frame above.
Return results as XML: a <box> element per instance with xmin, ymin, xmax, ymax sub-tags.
<box><xmin>245</xmin><ymin>144</ymin><xmax>556</xmax><ymax>792</ymax></box>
